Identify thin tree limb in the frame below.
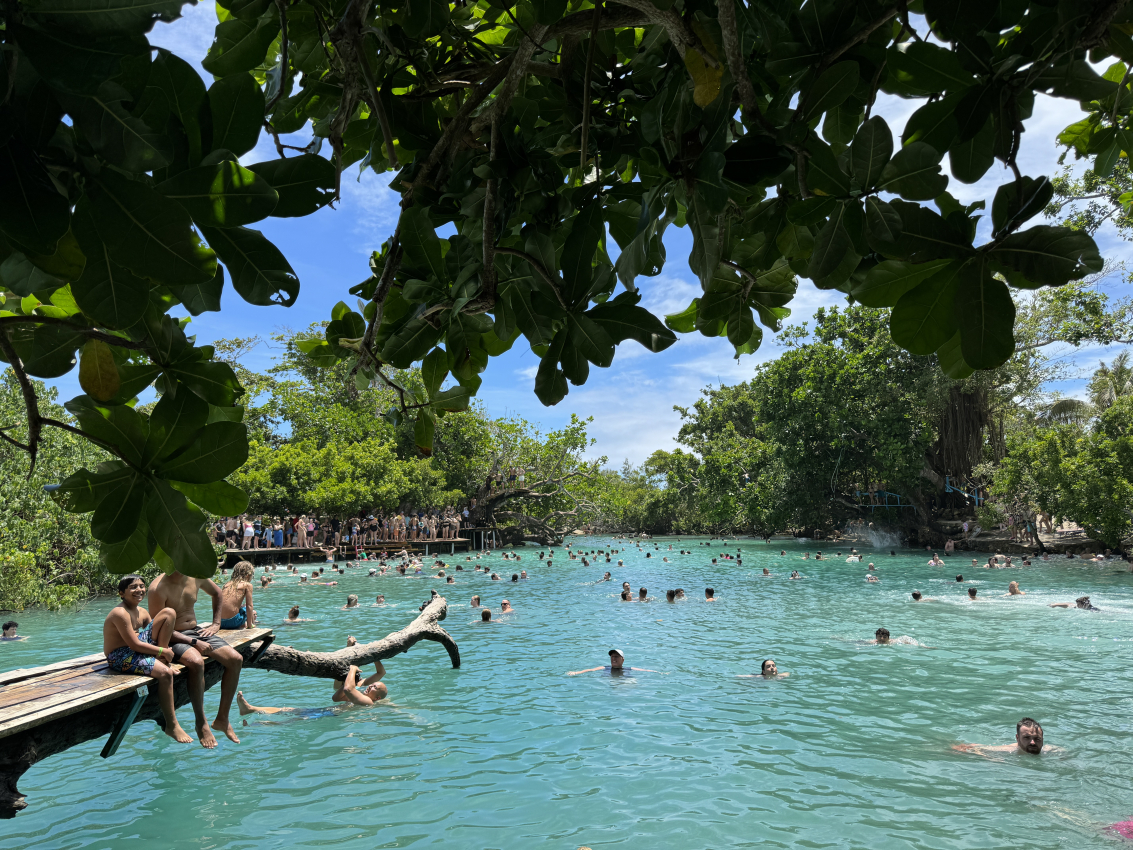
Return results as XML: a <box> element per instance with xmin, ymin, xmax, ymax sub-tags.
<box><xmin>579</xmin><ymin>2</ymin><xmax>602</xmax><ymax>173</ymax></box>
<box><xmin>718</xmin><ymin>0</ymin><xmax>760</xmax><ymax>116</ymax></box>
<box><xmin>266</xmin><ymin>0</ymin><xmax>290</xmax><ymax>112</ymax></box>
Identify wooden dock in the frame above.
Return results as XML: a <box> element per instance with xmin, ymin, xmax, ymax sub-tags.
<box><xmin>0</xmin><ymin>627</ymin><xmax>275</xmax><ymax>817</ymax></box>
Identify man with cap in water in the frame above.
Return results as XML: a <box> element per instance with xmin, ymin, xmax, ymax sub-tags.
<box><xmin>567</xmin><ymin>650</ymin><xmax>662</xmax><ymax>675</ymax></box>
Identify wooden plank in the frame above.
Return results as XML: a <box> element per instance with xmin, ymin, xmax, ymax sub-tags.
<box><xmin>0</xmin><ymin>628</ymin><xmax>274</xmax><ymax>739</ymax></box>
<box><xmin>0</xmin><ymin>653</ymin><xmax>106</xmax><ymax>687</ymax></box>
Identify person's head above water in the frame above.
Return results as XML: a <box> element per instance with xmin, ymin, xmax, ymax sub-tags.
<box><xmin>762</xmin><ymin>567</ymin><xmax>770</xmax><ymax>575</ymax></box>
<box><xmin>481</xmin><ymin>608</ymin><xmax>491</xmax><ymax>621</ymax></box>
<box><xmin>639</xmin><ymin>587</ymin><xmax>648</xmax><ymax>599</ymax></box>
<box><xmin>1076</xmin><ymin>595</ymin><xmax>1094</xmax><ymax>609</ymax></box>
<box><xmin>875</xmin><ymin>628</ymin><xmax>891</xmax><ymax>644</ymax></box>
<box><xmin>620</xmin><ymin>590</ymin><xmax>632</xmax><ymax>601</ymax></box>
<box><xmin>761</xmin><ymin>658</ymin><xmax>778</xmax><ymax>676</ymax></box>
<box><xmin>608</xmin><ymin>649</ymin><xmax>625</xmax><ymax>669</ymax></box>
<box><xmin>967</xmin><ymin>587</ymin><xmax>978</xmax><ymax>598</ymax></box>
<box><xmin>705</xmin><ymin>587</ymin><xmax>714</xmax><ymax>599</ymax></box>
<box><xmin>471</xmin><ymin>595</ymin><xmax>480</xmax><ymax>607</ymax></box>
<box><xmin>288</xmin><ymin>605</ymin><xmax>300</xmax><ymax>619</ymax></box>
<box><xmin>911</xmin><ymin>590</ymin><xmax>922</xmax><ymax>600</ymax></box>
<box><xmin>1016</xmin><ymin>718</ymin><xmax>1044</xmax><ymax>754</ymax></box>
<box><xmin>346</xmin><ymin>594</ymin><xmax>359</xmax><ymax>607</ymax></box>
<box><xmin>956</xmin><ymin>574</ymin><xmax>963</xmax><ymax>582</ymax></box>
<box><xmin>666</xmin><ymin>589</ymin><xmax>676</xmax><ymax>602</ymax></box>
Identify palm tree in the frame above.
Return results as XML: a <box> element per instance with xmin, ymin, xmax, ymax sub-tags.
<box><xmin>1088</xmin><ymin>351</ymin><xmax>1133</xmax><ymax>410</ymax></box>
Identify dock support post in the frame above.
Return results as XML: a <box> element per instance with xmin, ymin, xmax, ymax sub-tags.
<box><xmin>100</xmin><ymin>685</ymin><xmax>148</xmax><ymax>759</ymax></box>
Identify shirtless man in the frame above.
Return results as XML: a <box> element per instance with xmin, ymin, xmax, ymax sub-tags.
<box><xmin>1050</xmin><ymin>595</ymin><xmax>1100</xmax><ymax>611</ymax></box>
<box><xmin>237</xmin><ymin>665</ymin><xmax>387</xmax><ymax>716</ymax></box>
<box><xmin>1005</xmin><ymin>581</ymin><xmax>1025</xmax><ymax>596</ymax></box>
<box><xmin>148</xmin><ymin>571</ymin><xmax>245</xmax><ymax>747</ymax></box>
<box><xmin>568</xmin><ymin>649</ymin><xmax>660</xmax><ymax>676</ymax></box>
<box><xmin>953</xmin><ymin>718</ymin><xmax>1055</xmax><ymax>756</ymax></box>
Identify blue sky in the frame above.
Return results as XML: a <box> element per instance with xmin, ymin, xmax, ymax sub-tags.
<box><xmin>45</xmin><ymin>3</ymin><xmax>1133</xmax><ymax>466</ymax></box>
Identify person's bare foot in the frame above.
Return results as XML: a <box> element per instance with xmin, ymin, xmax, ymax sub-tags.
<box><xmin>165</xmin><ymin>723</ymin><xmax>193</xmax><ymax>744</ymax></box>
<box><xmin>212</xmin><ymin>719</ymin><xmax>240</xmax><ymax>743</ymax></box>
<box><xmin>236</xmin><ymin>690</ymin><xmax>255</xmax><ymax>716</ymax></box>
<box><xmin>197</xmin><ymin>721</ymin><xmax>218</xmax><ymax>749</ymax></box>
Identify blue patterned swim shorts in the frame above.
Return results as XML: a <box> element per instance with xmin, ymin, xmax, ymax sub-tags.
<box><xmin>106</xmin><ymin>622</ymin><xmax>156</xmax><ymax>674</ymax></box>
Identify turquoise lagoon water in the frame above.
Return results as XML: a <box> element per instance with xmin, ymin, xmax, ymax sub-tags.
<box><xmin>4</xmin><ymin>537</ymin><xmax>1133</xmax><ymax>849</ymax></box>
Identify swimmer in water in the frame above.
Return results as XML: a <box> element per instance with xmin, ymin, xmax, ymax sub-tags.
<box><xmin>470</xmin><ymin>595</ymin><xmax>480</xmax><ymax>607</ymax></box>
<box><xmin>342</xmin><ymin>594</ymin><xmax>359</xmax><ymax>610</ymax></box>
<box><xmin>568</xmin><ymin>649</ymin><xmax>661</xmax><ymax>676</ymax></box>
<box><xmin>704</xmin><ymin>587</ymin><xmax>715</xmax><ymax>601</ymax></box>
<box><xmin>871</xmin><ymin>628</ymin><xmax>891</xmax><ymax>645</ymax></box>
<box><xmin>789</xmin><ymin>571</ymin><xmax>802</xmax><ymax>579</ymax></box>
<box><xmin>1004</xmin><ymin>581</ymin><xmax>1025</xmax><ymax>596</ymax></box>
<box><xmin>966</xmin><ymin>587</ymin><xmax>981</xmax><ymax>600</ymax></box>
<box><xmin>598</xmin><ymin>572</ymin><xmax>612</xmax><ymax>583</ymax></box>
<box><xmin>739</xmin><ymin>658</ymin><xmax>791</xmax><ymax>679</ymax></box>
<box><xmin>1050</xmin><ymin>595</ymin><xmax>1100</xmax><ymax>611</ymax></box>
<box><xmin>761</xmin><ymin>568</ymin><xmax>771</xmax><ymax>576</ymax></box>
<box><xmin>237</xmin><ymin>663</ymin><xmax>387</xmax><ymax>716</ymax></box>
<box><xmin>953</xmin><ymin>717</ymin><xmax>1057</xmax><ymax>756</ymax></box>
<box><xmin>500</xmin><ymin>599</ymin><xmax>513</xmax><ymax>613</ymax></box>
<box><xmin>374</xmin><ymin>595</ymin><xmax>385</xmax><ymax>605</ymax></box>
<box><xmin>866</xmin><ymin>574</ymin><xmax>880</xmax><ymax>583</ymax></box>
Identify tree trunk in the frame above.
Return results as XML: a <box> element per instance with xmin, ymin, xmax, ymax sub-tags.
<box><xmin>0</xmin><ymin>598</ymin><xmax>457</xmax><ymax>818</ymax></box>
<box><xmin>249</xmin><ymin>596</ymin><xmax>459</xmax><ymax>678</ymax></box>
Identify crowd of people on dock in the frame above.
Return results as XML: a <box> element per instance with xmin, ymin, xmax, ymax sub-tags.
<box><xmin>215</xmin><ymin>506</ymin><xmax>473</xmax><ymax>551</ymax></box>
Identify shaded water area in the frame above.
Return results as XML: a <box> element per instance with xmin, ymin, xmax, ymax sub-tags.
<box><xmin>4</xmin><ymin>537</ymin><xmax>1133</xmax><ymax>849</ymax></box>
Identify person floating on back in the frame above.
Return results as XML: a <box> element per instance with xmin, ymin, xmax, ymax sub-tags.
<box><xmin>102</xmin><ymin>575</ymin><xmax>192</xmax><ymax>744</ymax></box>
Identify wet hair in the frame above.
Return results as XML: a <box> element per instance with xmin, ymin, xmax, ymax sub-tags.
<box><xmin>1017</xmin><ymin>717</ymin><xmax>1042</xmax><ymax>735</ymax></box>
<box><xmin>911</xmin><ymin>591</ymin><xmax>922</xmax><ymax>600</ymax></box>
<box><xmin>117</xmin><ymin>574</ymin><xmax>145</xmax><ymax>594</ymax></box>
<box><xmin>288</xmin><ymin>605</ymin><xmax>300</xmax><ymax>617</ymax></box>
<box><xmin>666</xmin><ymin>589</ymin><xmax>676</xmax><ymax>602</ymax></box>
<box><xmin>620</xmin><ymin>590</ymin><xmax>632</xmax><ymax>600</ymax></box>
<box><xmin>705</xmin><ymin>587</ymin><xmax>715</xmax><ymax>598</ymax></box>
<box><xmin>761</xmin><ymin>659</ymin><xmax>775</xmax><ymax>673</ymax></box>
<box><xmin>956</xmin><ymin>575</ymin><xmax>963</xmax><ymax>582</ymax></box>
<box><xmin>229</xmin><ymin>561</ymin><xmax>255</xmax><ymax>583</ymax></box>
<box><xmin>2</xmin><ymin>621</ymin><xmax>16</xmax><ymax>632</ymax></box>
<box><xmin>1076</xmin><ymin>595</ymin><xmax>1091</xmax><ymax>606</ymax></box>
<box><xmin>967</xmin><ymin>587</ymin><xmax>977</xmax><ymax>597</ymax></box>
<box><xmin>639</xmin><ymin>587</ymin><xmax>647</xmax><ymax>596</ymax></box>
<box><xmin>875</xmin><ymin>628</ymin><xmax>890</xmax><ymax>640</ymax></box>
<box><xmin>347</xmin><ymin>594</ymin><xmax>359</xmax><ymax>605</ymax></box>
<box><xmin>481</xmin><ymin>609</ymin><xmax>491</xmax><ymax>621</ymax></box>
<box><xmin>512</xmin><ymin>574</ymin><xmax>518</xmax><ymax>582</ymax></box>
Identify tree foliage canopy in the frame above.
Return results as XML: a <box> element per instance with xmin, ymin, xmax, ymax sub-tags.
<box><xmin>0</xmin><ymin>0</ymin><xmax>1129</xmax><ymax>574</ymax></box>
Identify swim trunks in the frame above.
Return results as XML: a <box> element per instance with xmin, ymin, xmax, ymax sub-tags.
<box><xmin>170</xmin><ymin>625</ymin><xmax>229</xmax><ymax>660</ymax></box>
<box><xmin>220</xmin><ymin>608</ymin><xmax>247</xmax><ymax>630</ymax></box>
<box><xmin>106</xmin><ymin>622</ymin><xmax>156</xmax><ymax>674</ymax></box>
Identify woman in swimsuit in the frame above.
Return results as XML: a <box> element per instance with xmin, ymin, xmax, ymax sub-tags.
<box><xmin>219</xmin><ymin>561</ymin><xmax>257</xmax><ymax>629</ymax></box>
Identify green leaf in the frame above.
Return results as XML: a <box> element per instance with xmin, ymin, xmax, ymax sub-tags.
<box><xmin>890</xmin><ymin>200</ymin><xmax>973</xmax><ymax>262</ymax></box>
<box><xmin>78</xmin><ymin>340</ymin><xmax>121</xmax><ymax>402</ymax></box>
<box><xmin>169</xmin><ymin>479</ymin><xmax>249</xmax><ymax>515</ymax></box>
<box><xmin>889</xmin><ymin>261</ymin><xmax>963</xmax><ymax>355</ymax></box>
<box><xmin>954</xmin><ymin>261</ymin><xmax>1016</xmax><ymax>369</ymax></box>
<box><xmin>3</xmin><ymin>324</ymin><xmax>83</xmax><ymax>378</ymax></box>
<box><xmin>380</xmin><ymin>317</ymin><xmax>444</xmax><ymax>368</ymax></box>
<box><xmin>800</xmin><ymin>61</ymin><xmax>860</xmax><ymax>124</ymax></box>
<box><xmin>864</xmin><ymin>197</ymin><xmax>903</xmax><ymax>253</ymax></box>
<box><xmin>421</xmin><ymin>347</ymin><xmax>448</xmax><ymax>398</ymax></box>
<box><xmin>145</xmin><ymin>384</ymin><xmax>210</xmax><ymax>462</ymax></box>
<box><xmin>202</xmin><ymin>13</ymin><xmax>281</xmax><ymax>77</ymax></box>
<box><xmin>431</xmin><ymin>385</ymin><xmax>472</xmax><ymax>412</ymax></box>
<box><xmin>568</xmin><ymin>313</ymin><xmax>615</xmax><ymax>368</ymax></box>
<box><xmin>936</xmin><ymin>331</ymin><xmax>974</xmax><ymax>379</ymax></box>
<box><xmin>28</xmin><ymin>0</ymin><xmax>191</xmax><ymax>34</ymax></box>
<box><xmin>11</xmin><ymin>22</ymin><xmax>147</xmax><ymax>95</ymax></box>
<box><xmin>65</xmin><ymin>395</ymin><xmax>149</xmax><ymax>463</ymax></box>
<box><xmin>534</xmin><ymin>331</ymin><xmax>568</xmax><ymax>405</ymax></box>
<box><xmin>0</xmin><ymin>137</ymin><xmax>70</xmax><ymax>255</ymax></box>
<box><xmin>51</xmin><ymin>465</ymin><xmax>133</xmax><ymax>513</ymax></box>
<box><xmin>168</xmin><ymin>264</ymin><xmax>225</xmax><ymax>316</ymax></box>
<box><xmin>902</xmin><ymin>96</ymin><xmax>960</xmax><ymax>153</ymax></box>
<box><xmin>149</xmin><ymin>49</ymin><xmax>207</xmax><ymax>164</ymax></box>
<box><xmin>154</xmin><ymin>421</ymin><xmax>249</xmax><ymax>483</ymax></box>
<box><xmin>165</xmin><ymin>360</ymin><xmax>244</xmax><ymax>406</ymax></box>
<box><xmin>850</xmin><ymin>259</ymin><xmax>949</xmax><ymax>308</ymax></box>
<box><xmin>665</xmin><ymin>299</ymin><xmax>699</xmax><ymax>333</ymax></box>
<box><xmin>23</xmin><ymin>229</ymin><xmax>86</xmax><ymax>283</ymax></box>
<box><xmin>587</xmin><ymin>291</ymin><xmax>678</xmax><ymax>352</ymax></box>
<box><xmin>991</xmin><ymin>177</ymin><xmax>1054</xmax><ymax>235</ymax></box>
<box><xmin>69</xmin><ymin>81</ymin><xmax>172</xmax><ymax>173</ymax></box>
<box><xmin>158</xmin><ymin>161</ymin><xmax>278</xmax><ymax>227</ymax></box>
<box><xmin>0</xmin><ymin>253</ymin><xmax>65</xmax><ymax>298</ymax></box>
<box><xmin>850</xmin><ymin>116</ymin><xmax>893</xmax><ymax>192</ymax></box>
<box><xmin>145</xmin><ymin>479</ymin><xmax>217</xmax><ymax>578</ymax></box>
<box><xmin>83</xmin><ymin>170</ymin><xmax>217</xmax><ymax>286</ymax></box>
<box><xmin>561</xmin><ymin>203</ymin><xmax>604</xmax><ymax>307</ymax></box>
<box><xmin>989</xmin><ymin>226</ymin><xmax>1103</xmax><ymax>287</ymax></box>
<box><xmin>112</xmin><ymin>363</ymin><xmax>162</xmax><ymax>403</ymax></box>
<box><xmin>413</xmin><ymin>410</ymin><xmax>436</xmax><ymax>456</ymax></box>
<box><xmin>807</xmin><ymin>204</ymin><xmax>858</xmax><ymax>288</ymax></box>
<box><xmin>91</xmin><ymin>470</ymin><xmax>145</xmax><ymax>544</ymax></box>
<box><xmin>247</xmin><ymin>155</ymin><xmax>335</xmax><ymax>217</ymax></box>
<box><xmin>887</xmin><ymin>42</ymin><xmax>976</xmax><ymax>93</ymax></box>
<box><xmin>532</xmin><ymin>0</ymin><xmax>568</xmax><ymax>25</ymax></box>
<box><xmin>199</xmin><ymin>225</ymin><xmax>299</xmax><ymax>306</ymax></box>
<box><xmin>399</xmin><ymin>206</ymin><xmax>447</xmax><ymax>282</ymax></box>
<box><xmin>804</xmin><ymin>137</ymin><xmax>851</xmax><ymax>196</ymax></box>
<box><xmin>71</xmin><ymin>204</ymin><xmax>151</xmax><ymax>329</ymax></box>
<box><xmin>99</xmin><ymin>516</ymin><xmax>156</xmax><ymax>574</ymax></box>
<box><xmin>723</xmin><ymin>133</ymin><xmax>791</xmax><ymax>185</ymax></box>
<box><xmin>878</xmin><ymin>142</ymin><xmax>948</xmax><ymax>200</ymax></box>
<box><xmin>948</xmin><ymin>118</ymin><xmax>994</xmax><ymax>184</ymax></box>
<box><xmin>207</xmin><ymin>73</ymin><xmax>265</xmax><ymax>158</ymax></box>
<box><xmin>403</xmin><ymin>0</ymin><xmax>449</xmax><ymax>38</ymax></box>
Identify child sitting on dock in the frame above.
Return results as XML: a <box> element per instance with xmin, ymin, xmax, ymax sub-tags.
<box><xmin>219</xmin><ymin>562</ymin><xmax>257</xmax><ymax>630</ymax></box>
<box><xmin>102</xmin><ymin>575</ymin><xmax>193</xmax><ymax>743</ymax></box>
